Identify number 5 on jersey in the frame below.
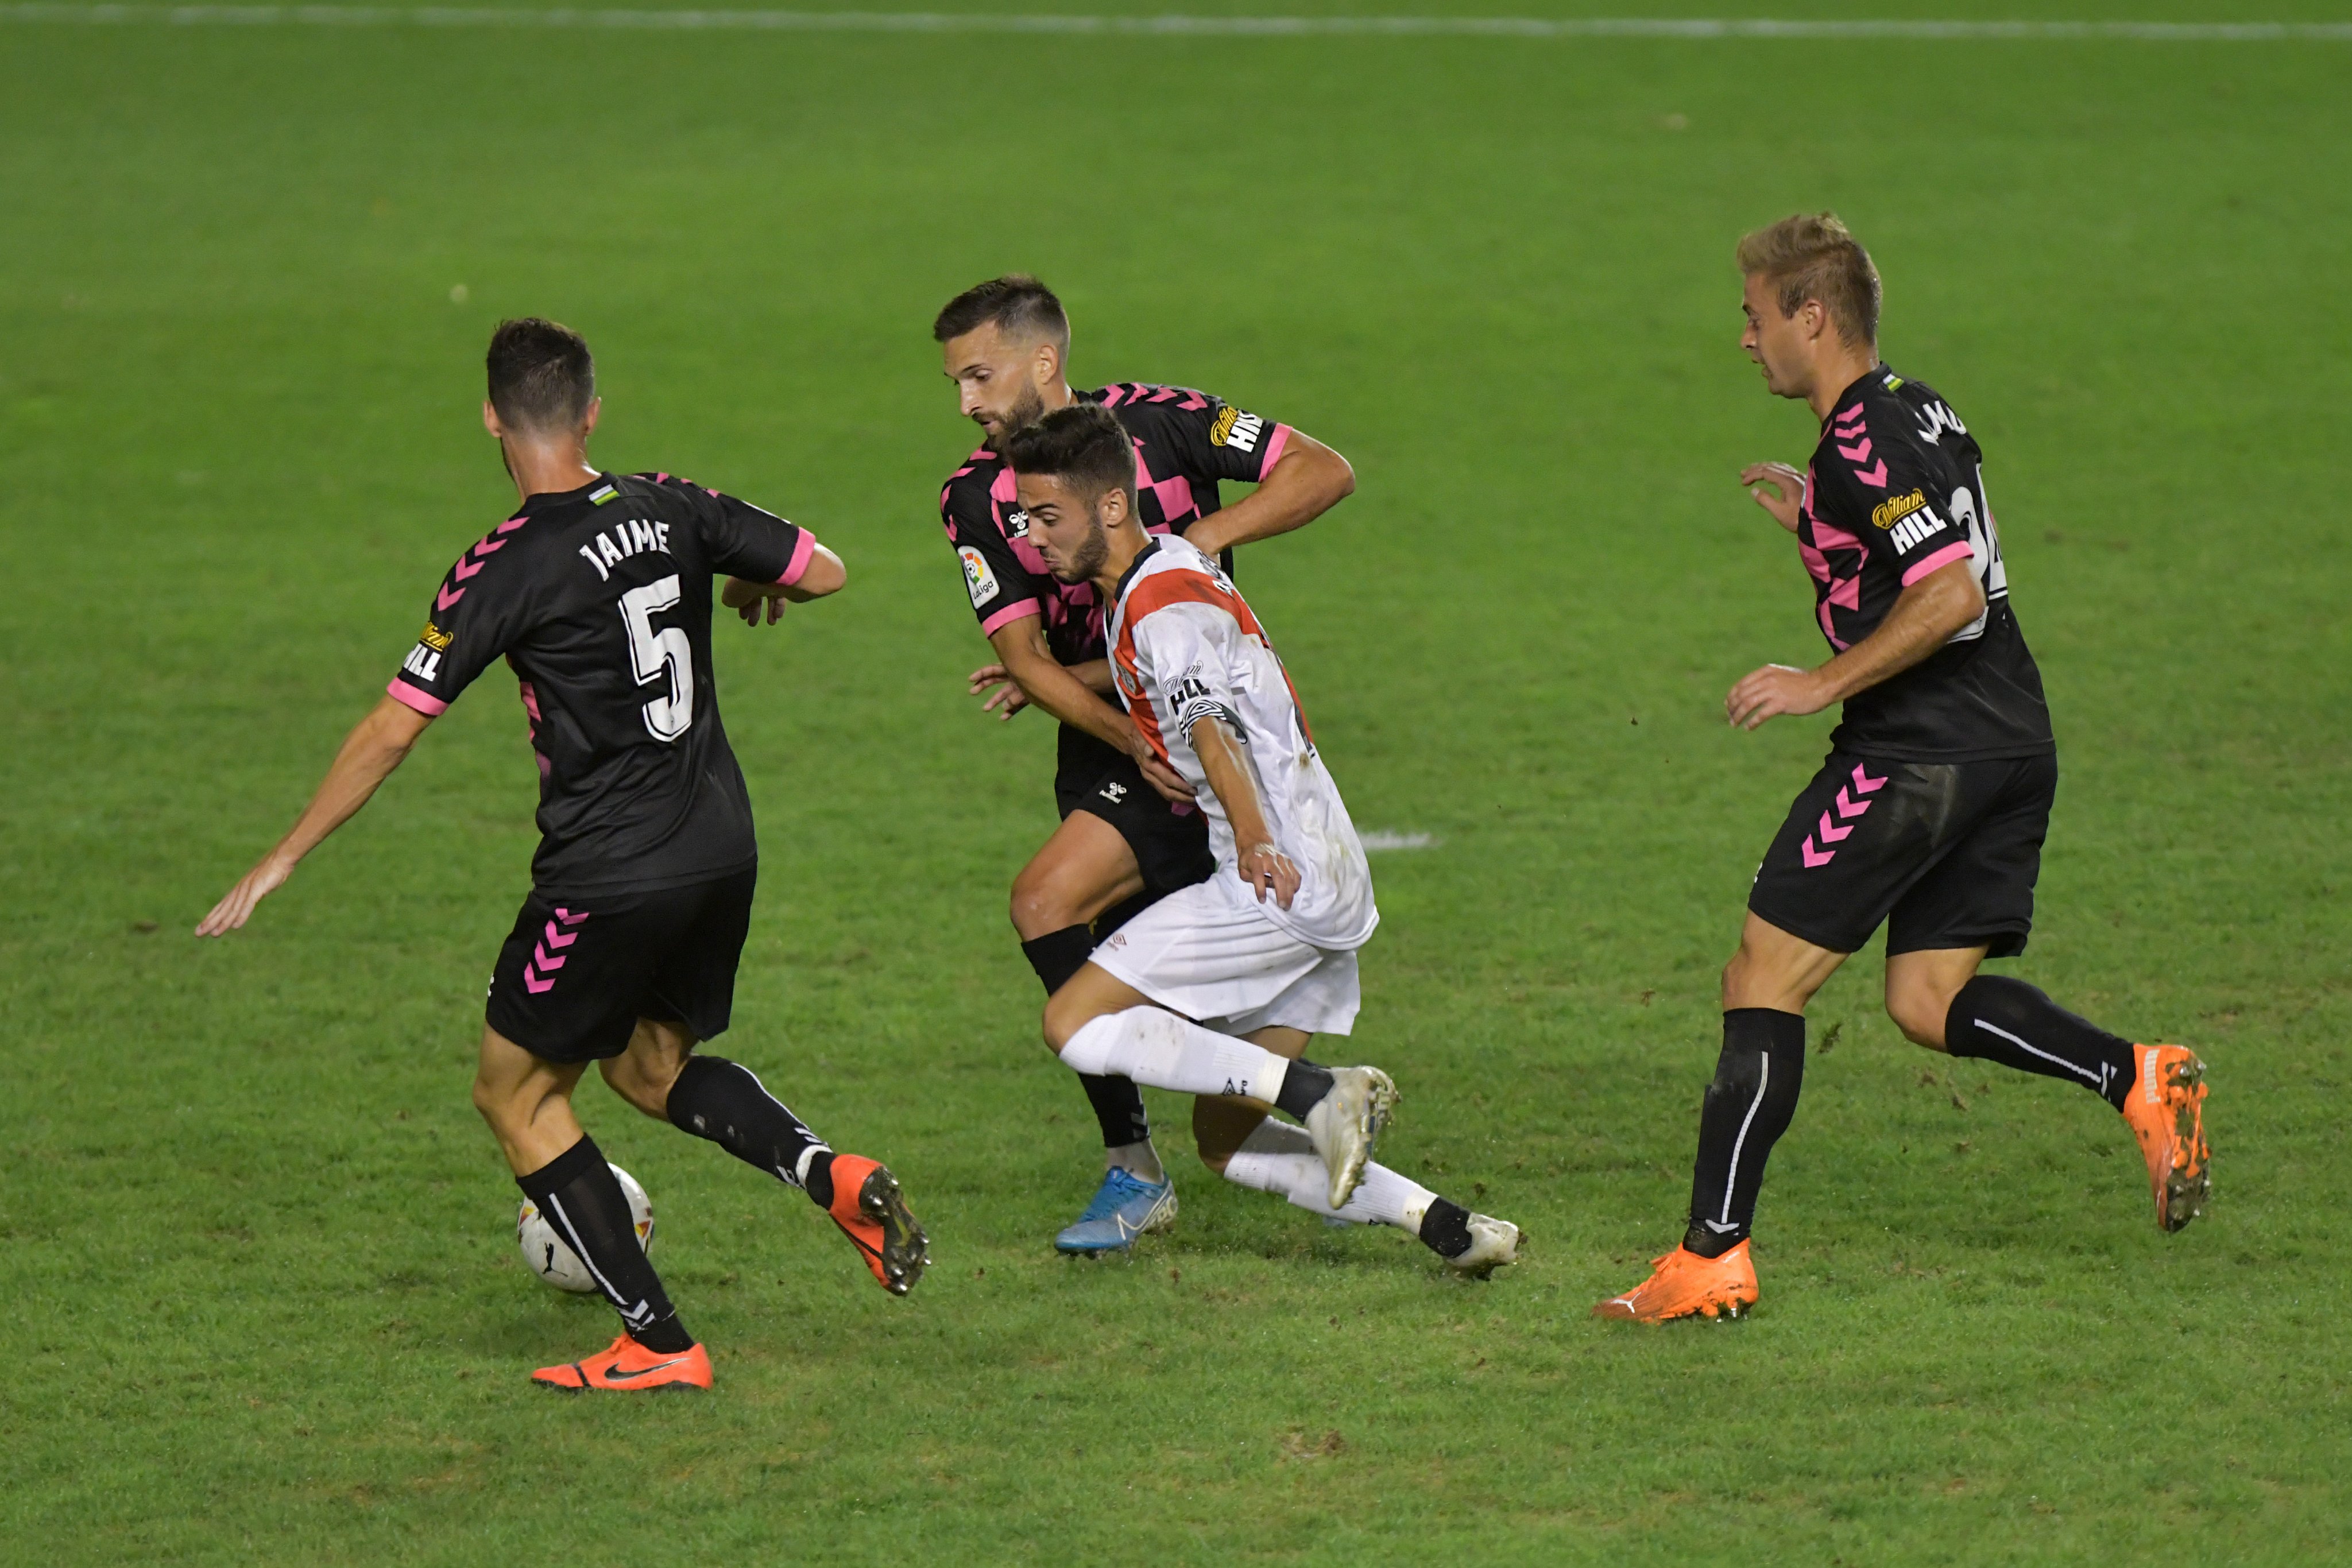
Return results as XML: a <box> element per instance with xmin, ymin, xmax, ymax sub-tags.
<box><xmin>621</xmin><ymin>575</ymin><xmax>694</xmax><ymax>741</ymax></box>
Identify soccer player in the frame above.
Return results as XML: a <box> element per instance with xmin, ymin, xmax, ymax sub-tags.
<box><xmin>1004</xmin><ymin>402</ymin><xmax>1519</xmax><ymax>1276</ymax></box>
<box><xmin>196</xmin><ymin>319</ymin><xmax>928</xmax><ymax>1389</ymax></box>
<box><xmin>1595</xmin><ymin>215</ymin><xmax>2211</xmax><ymax>1324</ymax></box>
<box><xmin>934</xmin><ymin>276</ymin><xmax>1358</xmax><ymax>1253</ymax></box>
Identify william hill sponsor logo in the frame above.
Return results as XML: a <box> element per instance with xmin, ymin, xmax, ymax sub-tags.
<box><xmin>418</xmin><ymin>622</ymin><xmax>454</xmax><ymax>652</ymax></box>
<box><xmin>1208</xmin><ymin>405</ymin><xmax>1264</xmax><ymax>453</ymax></box>
<box><xmin>1871</xmin><ymin>489</ymin><xmax>1928</xmax><ymax>530</ymax></box>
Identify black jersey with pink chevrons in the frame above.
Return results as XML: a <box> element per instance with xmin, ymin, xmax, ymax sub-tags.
<box><xmin>384</xmin><ymin>471</ymin><xmax>816</xmax><ymax>896</ymax></box>
<box><xmin>939</xmin><ymin>383</ymin><xmax>1293</xmax><ymax>666</ymax></box>
<box><xmin>1800</xmin><ymin>365</ymin><xmax>2054</xmax><ymax>762</ymax></box>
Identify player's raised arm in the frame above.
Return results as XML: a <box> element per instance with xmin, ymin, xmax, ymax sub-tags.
<box><xmin>195</xmin><ymin>695</ymin><xmax>432</xmax><ymax>935</ymax></box>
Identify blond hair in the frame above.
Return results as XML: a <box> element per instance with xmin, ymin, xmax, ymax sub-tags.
<box><xmin>1737</xmin><ymin>212</ymin><xmax>1881</xmax><ymax>349</ymax></box>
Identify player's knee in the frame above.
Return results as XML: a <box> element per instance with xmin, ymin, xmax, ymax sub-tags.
<box><xmin>470</xmin><ymin>1070</ymin><xmax>520</xmax><ymax>1135</ymax></box>
<box><xmin>1040</xmin><ymin>994</ymin><xmax>1081</xmax><ymax>1055</ymax></box>
<box><xmin>1886</xmin><ymin>989</ymin><xmax>1951</xmax><ymax>1051</ymax></box>
<box><xmin>1009</xmin><ymin>866</ymin><xmax>1079</xmax><ymax>938</ymax></box>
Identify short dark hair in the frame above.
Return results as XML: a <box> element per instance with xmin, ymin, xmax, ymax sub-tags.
<box><xmin>933</xmin><ymin>274</ymin><xmax>1069</xmax><ymax>347</ymax></box>
<box><xmin>486</xmin><ymin>317</ymin><xmax>595</xmax><ymax>433</ymax></box>
<box><xmin>1001</xmin><ymin>402</ymin><xmax>1134</xmax><ymax>509</ymax></box>
<box><xmin>1736</xmin><ymin>213</ymin><xmax>1881</xmax><ymax>349</ymax></box>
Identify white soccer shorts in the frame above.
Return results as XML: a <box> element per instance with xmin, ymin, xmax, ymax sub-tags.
<box><xmin>1089</xmin><ymin>872</ymin><xmax>1363</xmax><ymax>1037</ymax></box>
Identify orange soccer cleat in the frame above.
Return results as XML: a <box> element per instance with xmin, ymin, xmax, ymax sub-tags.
<box><xmin>826</xmin><ymin>1154</ymin><xmax>930</xmax><ymax>1296</ymax></box>
<box><xmin>531</xmin><ymin>1334</ymin><xmax>713</xmax><ymax>1392</ymax></box>
<box><xmin>1592</xmin><ymin>1240</ymin><xmax>1759</xmax><ymax>1323</ymax></box>
<box><xmin>2121</xmin><ymin>1044</ymin><xmax>2210</xmax><ymax>1233</ymax></box>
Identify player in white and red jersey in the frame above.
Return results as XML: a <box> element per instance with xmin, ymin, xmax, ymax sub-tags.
<box><xmin>1003</xmin><ymin>402</ymin><xmax>1519</xmax><ymax>1275</ymax></box>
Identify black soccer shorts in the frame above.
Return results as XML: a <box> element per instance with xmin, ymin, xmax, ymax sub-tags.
<box><xmin>485</xmin><ymin>866</ymin><xmax>757</xmax><ymax>1064</ymax></box>
<box><xmin>1055</xmin><ymin>749</ymin><xmax>1217</xmax><ymax>896</ymax></box>
<box><xmin>1747</xmin><ymin>750</ymin><xmax>2058</xmax><ymax>958</ymax></box>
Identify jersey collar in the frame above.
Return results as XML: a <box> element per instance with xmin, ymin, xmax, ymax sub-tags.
<box><xmin>1819</xmin><ymin>365</ymin><xmax>1885</xmax><ymax>428</ymax></box>
<box><xmin>1110</xmin><ymin>534</ymin><xmax>1165</xmax><ymax>608</ymax></box>
<box><xmin>519</xmin><ymin>471</ymin><xmax>617</xmax><ymax>513</ymax></box>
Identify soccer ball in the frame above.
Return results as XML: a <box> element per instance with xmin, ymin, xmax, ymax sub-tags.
<box><xmin>516</xmin><ymin>1164</ymin><xmax>655</xmax><ymax>1293</ymax></box>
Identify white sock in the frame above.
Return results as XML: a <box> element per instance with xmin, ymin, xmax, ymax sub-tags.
<box><xmin>1107</xmin><ymin>1139</ymin><xmax>1165</xmax><ymax>1184</ymax></box>
<box><xmin>1059</xmin><ymin>1009</ymin><xmax>1294</xmax><ymax>1104</ymax></box>
<box><xmin>1220</xmin><ymin>1119</ymin><xmax>1435</xmax><ymax>1232</ymax></box>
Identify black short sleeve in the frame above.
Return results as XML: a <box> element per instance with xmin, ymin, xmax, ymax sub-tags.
<box><xmin>639</xmin><ymin>474</ymin><xmax>814</xmax><ymax>586</ymax></box>
<box><xmin>940</xmin><ymin>460</ymin><xmax>1050</xmax><ymax>637</ymax></box>
<box><xmin>386</xmin><ymin>520</ymin><xmax>540</xmax><ymax>717</ymax></box>
<box><xmin>1099</xmin><ymin>384</ymin><xmax>1293</xmax><ymax>487</ymax></box>
<box><xmin>1815</xmin><ymin>413</ymin><xmax>1976</xmax><ymax>589</ymax></box>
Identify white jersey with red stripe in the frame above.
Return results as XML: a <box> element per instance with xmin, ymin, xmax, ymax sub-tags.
<box><xmin>1108</xmin><ymin>536</ymin><xmax>1378</xmax><ymax>952</ymax></box>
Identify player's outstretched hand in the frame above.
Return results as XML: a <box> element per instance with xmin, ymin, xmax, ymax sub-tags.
<box><xmin>1726</xmin><ymin>663</ymin><xmax>1829</xmax><ymax>730</ymax></box>
<box><xmin>1240</xmin><ymin>841</ymin><xmax>1301</xmax><ymax>909</ymax></box>
<box><xmin>1740</xmin><ymin>462</ymin><xmax>1806</xmax><ymax>533</ymax></box>
<box><xmin>967</xmin><ymin>663</ymin><xmax>1031</xmax><ymax>720</ymax></box>
<box><xmin>195</xmin><ymin>853</ymin><xmax>293</xmax><ymax>936</ymax></box>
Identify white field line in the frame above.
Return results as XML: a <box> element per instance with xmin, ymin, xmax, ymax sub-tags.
<box><xmin>1360</xmin><ymin>831</ymin><xmax>1439</xmax><ymax>851</ymax></box>
<box><xmin>1</xmin><ymin>6</ymin><xmax>2346</xmax><ymax>39</ymax></box>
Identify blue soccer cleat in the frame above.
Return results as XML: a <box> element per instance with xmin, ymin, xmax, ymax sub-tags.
<box><xmin>1054</xmin><ymin>1168</ymin><xmax>1178</xmax><ymax>1254</ymax></box>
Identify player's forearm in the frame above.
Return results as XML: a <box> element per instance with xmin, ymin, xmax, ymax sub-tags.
<box><xmin>1066</xmin><ymin>659</ymin><xmax>1116</xmax><ymax>697</ymax></box>
<box><xmin>271</xmin><ymin>698</ymin><xmax>430</xmax><ymax>867</ymax></box>
<box><xmin>1192</xmin><ymin>719</ymin><xmax>1274</xmax><ymax>849</ymax></box>
<box><xmin>1183</xmin><ymin>436</ymin><xmax>1354</xmax><ymax>556</ymax></box>
<box><xmin>1812</xmin><ymin>562</ymin><xmax>1985</xmax><ymax>703</ymax></box>
<box><xmin>999</xmin><ymin>641</ymin><xmax>1136</xmax><ymax>750</ymax></box>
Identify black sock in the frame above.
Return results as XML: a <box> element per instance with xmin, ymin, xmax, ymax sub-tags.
<box><xmin>666</xmin><ymin>1055</ymin><xmax>834</xmax><ymax>1209</ymax></box>
<box><xmin>1684</xmin><ymin>1009</ymin><xmax>1806</xmax><ymax>1259</ymax></box>
<box><xmin>517</xmin><ymin>1135</ymin><xmax>692</xmax><ymax>1352</ymax></box>
<box><xmin>1417</xmin><ymin>1197</ymin><xmax>1474</xmax><ymax>1260</ymax></box>
<box><xmin>1077</xmin><ymin>1073</ymin><xmax>1151</xmax><ymax>1148</ymax></box>
<box><xmin>1022</xmin><ymin>925</ymin><xmax>1151</xmax><ymax>1147</ymax></box>
<box><xmin>1945</xmin><ymin>975</ymin><xmax>2136</xmax><ymax>1111</ymax></box>
<box><xmin>1272</xmin><ymin>1059</ymin><xmax>1336</xmax><ymax>1121</ymax></box>
<box><xmin>1020</xmin><ymin>924</ymin><xmax>1096</xmax><ymax>995</ymax></box>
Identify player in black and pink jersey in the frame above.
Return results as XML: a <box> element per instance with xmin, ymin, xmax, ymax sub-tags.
<box><xmin>1596</xmin><ymin>215</ymin><xmax>2212</xmax><ymax>1325</ymax></box>
<box><xmin>198</xmin><ymin>318</ymin><xmax>926</xmax><ymax>1390</ymax></box>
<box><xmin>933</xmin><ymin>276</ymin><xmax>1357</xmax><ymax>1253</ymax></box>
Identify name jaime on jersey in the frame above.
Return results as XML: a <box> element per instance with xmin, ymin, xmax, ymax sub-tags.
<box><xmin>577</xmin><ymin>518</ymin><xmax>674</xmax><ymax>583</ymax></box>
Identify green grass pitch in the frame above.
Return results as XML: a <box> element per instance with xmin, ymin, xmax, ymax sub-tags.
<box><xmin>3</xmin><ymin>3</ymin><xmax>2349</xmax><ymax>1561</ymax></box>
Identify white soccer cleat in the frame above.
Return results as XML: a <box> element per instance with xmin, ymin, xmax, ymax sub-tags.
<box><xmin>1303</xmin><ymin>1066</ymin><xmax>1398</xmax><ymax>1209</ymax></box>
<box><xmin>1442</xmin><ymin>1214</ymin><xmax>1522</xmax><ymax>1278</ymax></box>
